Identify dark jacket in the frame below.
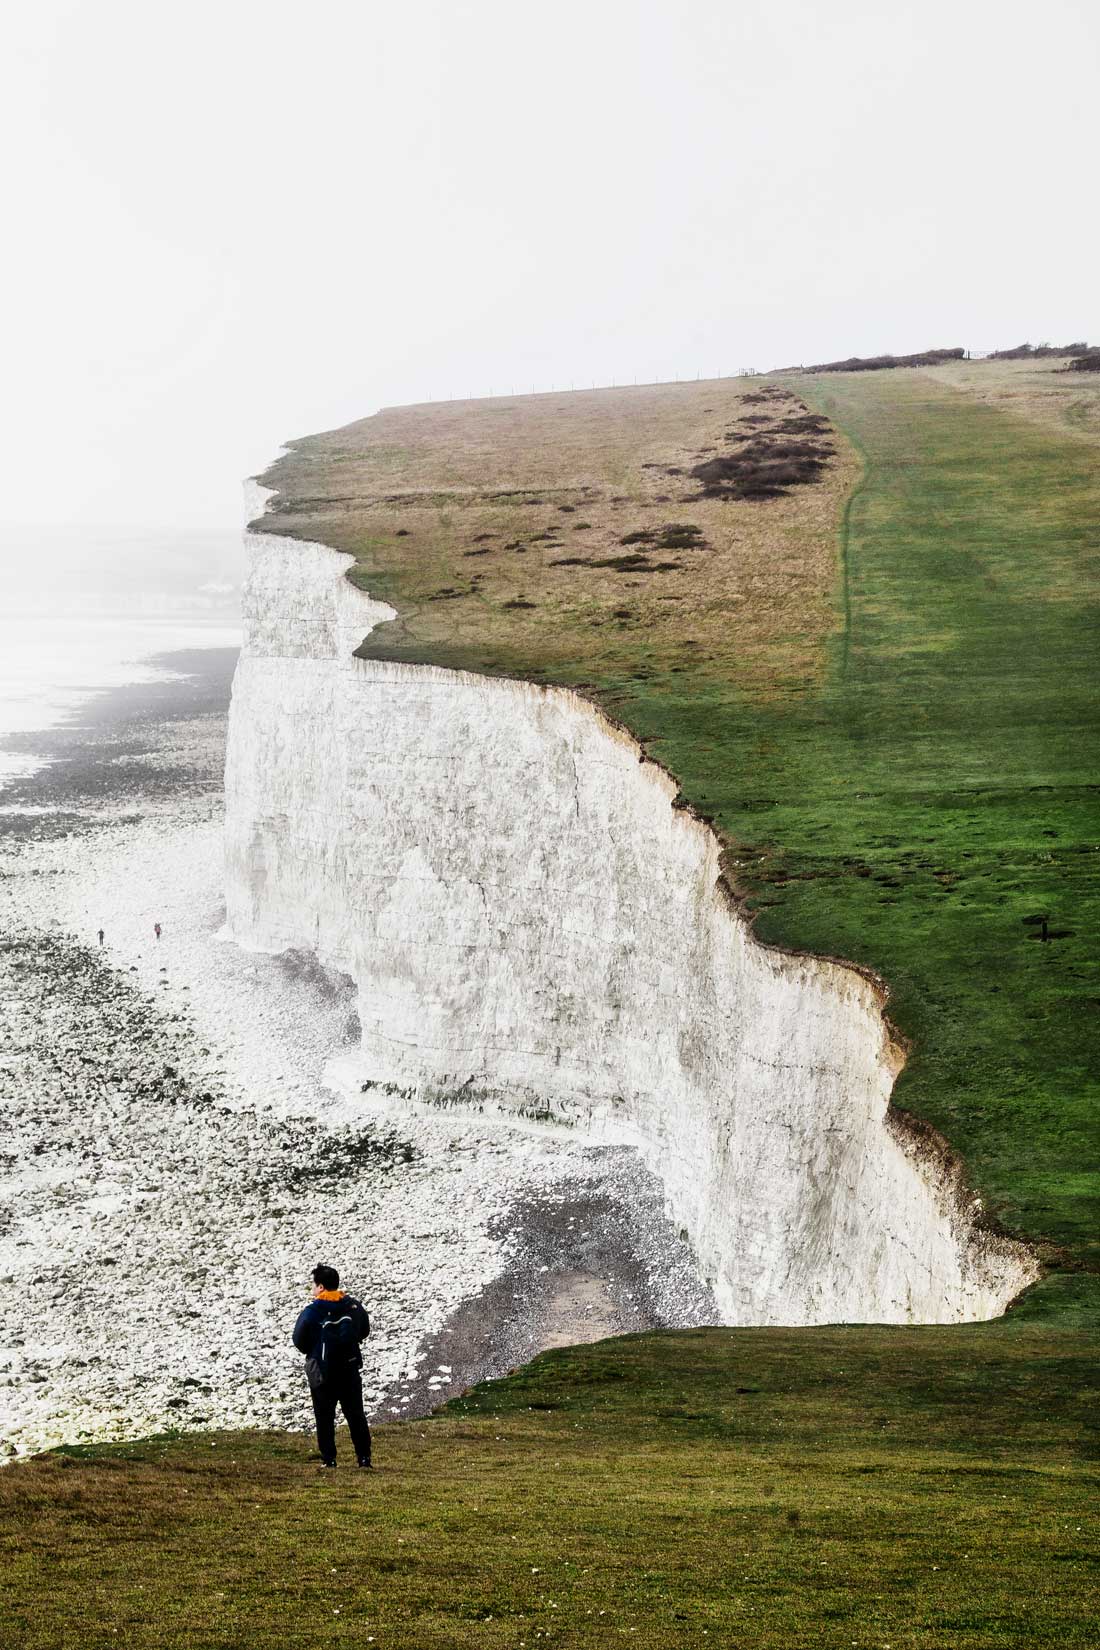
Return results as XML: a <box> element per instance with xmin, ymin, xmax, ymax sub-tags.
<box><xmin>292</xmin><ymin>1291</ymin><xmax>370</xmax><ymax>1371</ymax></box>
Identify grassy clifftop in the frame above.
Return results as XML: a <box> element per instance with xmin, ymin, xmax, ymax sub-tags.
<box><xmin>260</xmin><ymin>376</ymin><xmax>857</xmax><ymax>693</ymax></box>
<box><xmin>259</xmin><ymin>360</ymin><xmax>1100</xmax><ymax>1313</ymax></box>
<box><xmin>5</xmin><ymin>1326</ymin><xmax>1095</xmax><ymax>1648</ymax></box>
<box><xmin>731</xmin><ymin>368</ymin><xmax>1099</xmax><ymax>1296</ymax></box>
<box><xmin>8</xmin><ymin>363</ymin><xmax>1097</xmax><ymax>1649</ymax></box>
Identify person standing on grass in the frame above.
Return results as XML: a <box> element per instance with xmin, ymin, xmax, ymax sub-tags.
<box><xmin>292</xmin><ymin>1263</ymin><xmax>373</xmax><ymax>1469</ymax></box>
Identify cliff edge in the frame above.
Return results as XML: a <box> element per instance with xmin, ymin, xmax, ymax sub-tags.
<box><xmin>224</xmin><ymin>483</ymin><xmax>1036</xmax><ymax>1324</ymax></box>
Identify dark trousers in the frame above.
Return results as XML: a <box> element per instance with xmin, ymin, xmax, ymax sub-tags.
<box><xmin>310</xmin><ymin>1372</ymin><xmax>372</xmax><ymax>1465</ymax></box>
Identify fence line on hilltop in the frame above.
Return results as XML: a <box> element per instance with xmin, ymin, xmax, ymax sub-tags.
<box><xmin>418</xmin><ymin>351</ymin><xmax>1008</xmax><ymax>403</ymax></box>
<box><xmin>424</xmin><ymin>367</ymin><xmax>765</xmax><ymax>403</ymax></box>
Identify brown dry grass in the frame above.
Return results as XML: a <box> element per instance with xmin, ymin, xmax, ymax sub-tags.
<box><xmin>920</xmin><ymin>356</ymin><xmax>1100</xmax><ymax>446</ymax></box>
<box><xmin>258</xmin><ymin>379</ymin><xmax>859</xmax><ymax>696</ymax></box>
<box><xmin>251</xmin><ymin>366</ymin><xmax>1100</xmax><ymax>1294</ymax></box>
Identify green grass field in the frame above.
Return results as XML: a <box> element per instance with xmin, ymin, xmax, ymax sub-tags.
<box><xmin>11</xmin><ymin>365</ymin><xmax>1096</xmax><ymax>1646</ymax></box>
<box><xmin>646</xmin><ymin>368</ymin><xmax>1100</xmax><ymax>1293</ymax></box>
<box><xmin>262</xmin><ymin>363</ymin><xmax>1100</xmax><ymax>1306</ymax></box>
<box><xmin>5</xmin><ymin>1327</ymin><xmax>1095</xmax><ymax>1648</ymax></box>
<box><xmin>762</xmin><ymin>370</ymin><xmax>1098</xmax><ymax>1288</ymax></box>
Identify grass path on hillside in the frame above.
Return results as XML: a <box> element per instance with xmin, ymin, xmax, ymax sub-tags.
<box><xmin>613</xmin><ymin>373</ymin><xmax>1100</xmax><ymax>1299</ymax></box>
<box><xmin>4</xmin><ymin>1328</ymin><xmax>1095</xmax><ymax>1649</ymax></box>
<box><xmin>262</xmin><ymin>370</ymin><xmax>1099</xmax><ymax>1309</ymax></box>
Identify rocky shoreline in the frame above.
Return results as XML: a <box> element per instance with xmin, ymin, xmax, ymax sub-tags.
<box><xmin>0</xmin><ymin>648</ymin><xmax>714</xmax><ymax>1457</ymax></box>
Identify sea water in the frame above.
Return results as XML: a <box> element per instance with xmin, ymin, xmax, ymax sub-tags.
<box><xmin>0</xmin><ymin>522</ymin><xmax>242</xmax><ymax>787</ymax></box>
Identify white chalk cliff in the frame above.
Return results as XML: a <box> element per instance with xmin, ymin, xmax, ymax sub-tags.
<box><xmin>224</xmin><ymin>489</ymin><xmax>1037</xmax><ymax>1325</ymax></box>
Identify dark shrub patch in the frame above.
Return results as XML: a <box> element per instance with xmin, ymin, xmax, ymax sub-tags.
<box><xmin>552</xmin><ymin>554</ymin><xmax>681</xmax><ymax>573</ymax></box>
<box><xmin>991</xmin><ymin>340</ymin><xmax>1090</xmax><ymax>360</ymax></box>
<box><xmin>502</xmin><ymin>598</ymin><xmax>537</xmax><ymax>609</ymax></box>
<box><xmin>394</xmin><ymin>528</ymin><xmax>411</xmax><ymax>537</ymax></box>
<box><xmin>572</xmin><ymin>522</ymin><xmax>592</xmax><ymax>530</ymax></box>
<box><xmin>771</xmin><ymin>414</ymin><xmax>832</xmax><ymax>436</ymax></box>
<box><xmin>782</xmin><ymin>346</ymin><xmax>964</xmax><ymax>373</ymax></box>
<box><xmin>621</xmin><ymin>529</ymin><xmax>657</xmax><ymax>545</ymax></box>
<box><xmin>599</xmin><ymin>554</ymin><xmax>679</xmax><ymax>572</ymax></box>
<box><xmin>691</xmin><ymin>438</ymin><xmax>831</xmax><ymax>501</ymax></box>
<box><xmin>656</xmin><ymin>524</ymin><xmax>706</xmax><ymax>550</ymax></box>
<box><xmin>462</xmin><ymin>548</ymin><xmax>492</xmax><ymax>557</ymax></box>
<box><xmin>558</xmin><ymin>504</ymin><xmax>576</xmax><ymax>512</ymax></box>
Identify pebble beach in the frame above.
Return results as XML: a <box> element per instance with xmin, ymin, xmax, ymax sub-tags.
<box><xmin>1</xmin><ymin>612</ymin><xmax>713</xmax><ymax>1459</ymax></box>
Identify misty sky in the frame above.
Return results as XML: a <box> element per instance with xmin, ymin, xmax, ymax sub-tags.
<box><xmin>3</xmin><ymin>0</ymin><xmax>1097</xmax><ymax>532</ymax></box>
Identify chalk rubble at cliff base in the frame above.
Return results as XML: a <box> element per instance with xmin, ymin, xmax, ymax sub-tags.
<box><xmin>224</xmin><ymin>501</ymin><xmax>1037</xmax><ymax>1327</ymax></box>
<box><xmin>0</xmin><ymin>479</ymin><xmax>1042</xmax><ymax>1457</ymax></box>
<box><xmin>0</xmin><ymin>672</ymin><xmax>715</xmax><ymax>1457</ymax></box>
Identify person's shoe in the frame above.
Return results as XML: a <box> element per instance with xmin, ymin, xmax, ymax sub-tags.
<box><xmin>321</xmin><ymin>1459</ymin><xmax>337</xmax><ymax>1469</ymax></box>
<box><xmin>357</xmin><ymin>1460</ymin><xmax>373</xmax><ymax>1470</ymax></box>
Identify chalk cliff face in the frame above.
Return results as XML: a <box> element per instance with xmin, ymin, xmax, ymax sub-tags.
<box><xmin>224</xmin><ymin>495</ymin><xmax>1037</xmax><ymax>1325</ymax></box>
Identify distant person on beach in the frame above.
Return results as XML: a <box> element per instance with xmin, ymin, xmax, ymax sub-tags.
<box><xmin>97</xmin><ymin>929</ymin><xmax>104</xmax><ymax>946</ymax></box>
<box><xmin>292</xmin><ymin>1263</ymin><xmax>372</xmax><ymax>1469</ymax></box>
<box><xmin>154</xmin><ymin>922</ymin><xmax>161</xmax><ymax>940</ymax></box>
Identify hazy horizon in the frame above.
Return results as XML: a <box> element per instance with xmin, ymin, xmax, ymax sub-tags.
<box><xmin>3</xmin><ymin>0</ymin><xmax>1096</xmax><ymax>535</ymax></box>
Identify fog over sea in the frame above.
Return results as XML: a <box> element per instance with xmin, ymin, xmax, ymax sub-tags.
<box><xmin>0</xmin><ymin>524</ymin><xmax>243</xmax><ymax>786</ymax></box>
